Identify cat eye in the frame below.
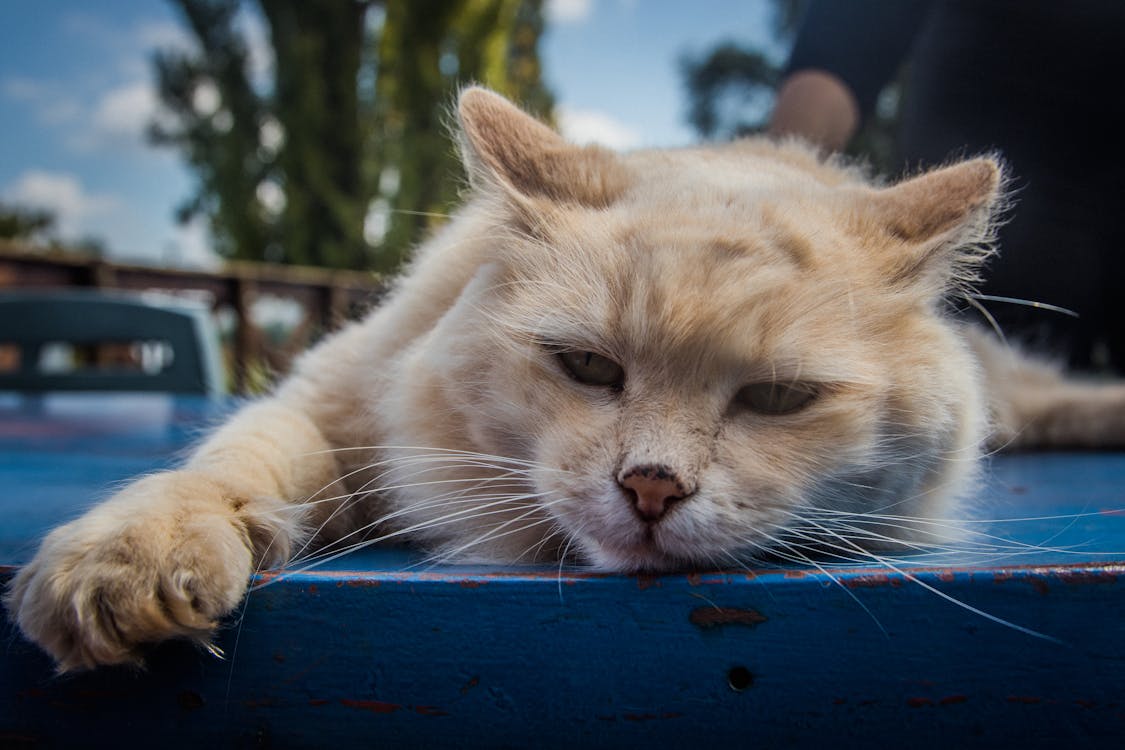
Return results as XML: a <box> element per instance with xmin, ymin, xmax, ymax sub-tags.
<box><xmin>556</xmin><ymin>350</ymin><xmax>624</xmax><ymax>388</ymax></box>
<box><xmin>736</xmin><ymin>382</ymin><xmax>818</xmax><ymax>415</ymax></box>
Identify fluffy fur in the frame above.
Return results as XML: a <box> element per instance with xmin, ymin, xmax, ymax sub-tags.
<box><xmin>8</xmin><ymin>88</ymin><xmax>1124</xmax><ymax>671</ymax></box>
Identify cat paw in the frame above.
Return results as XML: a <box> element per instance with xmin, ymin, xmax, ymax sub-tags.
<box><xmin>4</xmin><ymin>472</ymin><xmax>255</xmax><ymax>672</ymax></box>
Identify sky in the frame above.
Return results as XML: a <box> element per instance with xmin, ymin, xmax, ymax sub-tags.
<box><xmin>0</xmin><ymin>0</ymin><xmax>780</xmax><ymax>269</ymax></box>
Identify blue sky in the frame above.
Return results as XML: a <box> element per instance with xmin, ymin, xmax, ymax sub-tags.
<box><xmin>0</xmin><ymin>0</ymin><xmax>779</xmax><ymax>268</ymax></box>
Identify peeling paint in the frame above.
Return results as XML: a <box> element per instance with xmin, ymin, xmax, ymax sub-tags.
<box><xmin>842</xmin><ymin>574</ymin><xmax>902</xmax><ymax>589</ymax></box>
<box><xmin>689</xmin><ymin>607</ymin><xmax>767</xmax><ymax>629</ymax></box>
<box><xmin>414</xmin><ymin>705</ymin><xmax>449</xmax><ymax>717</ymax></box>
<box><xmin>340</xmin><ymin>699</ymin><xmax>401</xmax><ymax>714</ymax></box>
<box><xmin>1058</xmin><ymin>570</ymin><xmax>1116</xmax><ymax>585</ymax></box>
<box><xmin>177</xmin><ymin>690</ymin><xmax>204</xmax><ymax>711</ymax></box>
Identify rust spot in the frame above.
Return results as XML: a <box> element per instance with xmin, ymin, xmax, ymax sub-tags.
<box><xmin>340</xmin><ymin>699</ymin><xmax>401</xmax><ymax>714</ymax></box>
<box><xmin>907</xmin><ymin>698</ymin><xmax>933</xmax><ymax>708</ymax></box>
<box><xmin>177</xmin><ymin>690</ymin><xmax>205</xmax><ymax>711</ymax></box>
<box><xmin>690</xmin><ymin>607</ymin><xmax>768</xmax><ymax>629</ymax></box>
<box><xmin>940</xmin><ymin>695</ymin><xmax>967</xmax><ymax>706</ymax></box>
<box><xmin>414</xmin><ymin>705</ymin><xmax>449</xmax><ymax>717</ymax></box>
<box><xmin>687</xmin><ymin>573</ymin><xmax>702</xmax><ymax>586</ymax></box>
<box><xmin>783</xmin><ymin>570</ymin><xmax>807</xmax><ymax>579</ymax></box>
<box><xmin>622</xmin><ymin>712</ymin><xmax>682</xmax><ymax>721</ymax></box>
<box><xmin>273</xmin><ymin>652</ymin><xmax>286</xmax><ymax>664</ymax></box>
<box><xmin>243</xmin><ymin>698</ymin><xmax>277</xmax><ymax>708</ymax></box>
<box><xmin>307</xmin><ymin>584</ymin><xmax>318</xmax><ymax>594</ymax></box>
<box><xmin>459</xmin><ymin>580</ymin><xmax>484</xmax><ymax>588</ymax></box>
<box><xmin>832</xmin><ymin>698</ymin><xmax>847</xmax><ymax>705</ymax></box>
<box><xmin>1058</xmin><ymin>570</ymin><xmax>1116</xmax><ymax>585</ymax></box>
<box><xmin>937</xmin><ymin>571</ymin><xmax>955</xmax><ymax>582</ymax></box>
<box><xmin>636</xmin><ymin>574</ymin><xmax>661</xmax><ymax>590</ymax></box>
<box><xmin>842</xmin><ymin>574</ymin><xmax>902</xmax><ymax>589</ymax></box>
<box><xmin>345</xmin><ymin>579</ymin><xmax>381</xmax><ymax>588</ymax></box>
<box><xmin>308</xmin><ymin>699</ymin><xmax>330</xmax><ymax>707</ymax></box>
<box><xmin>1029</xmin><ymin>577</ymin><xmax>1050</xmax><ymax>595</ymax></box>
<box><xmin>1007</xmin><ymin>696</ymin><xmax>1041</xmax><ymax>705</ymax></box>
<box><xmin>460</xmin><ymin>676</ymin><xmax>480</xmax><ymax>695</ymax></box>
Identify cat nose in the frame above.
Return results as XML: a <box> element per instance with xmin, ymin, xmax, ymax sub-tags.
<box><xmin>618</xmin><ymin>464</ymin><xmax>689</xmax><ymax>522</ymax></box>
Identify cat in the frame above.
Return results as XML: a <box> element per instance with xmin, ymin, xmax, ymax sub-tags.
<box><xmin>8</xmin><ymin>87</ymin><xmax>1125</xmax><ymax>673</ymax></box>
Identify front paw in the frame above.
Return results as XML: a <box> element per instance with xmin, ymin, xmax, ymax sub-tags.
<box><xmin>5</xmin><ymin>472</ymin><xmax>255</xmax><ymax>672</ymax></box>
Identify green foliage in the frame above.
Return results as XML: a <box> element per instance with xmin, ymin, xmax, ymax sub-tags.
<box><xmin>682</xmin><ymin>42</ymin><xmax>780</xmax><ymax>139</ymax></box>
<box><xmin>0</xmin><ymin>202</ymin><xmax>108</xmax><ymax>257</ymax></box>
<box><xmin>150</xmin><ymin>0</ymin><xmax>272</xmax><ymax>262</ymax></box>
<box><xmin>0</xmin><ymin>203</ymin><xmax>55</xmax><ymax>242</ymax></box>
<box><xmin>151</xmin><ymin>0</ymin><xmax>552</xmax><ymax>273</ymax></box>
<box><xmin>367</xmin><ymin>0</ymin><xmax>554</xmax><ymax>271</ymax></box>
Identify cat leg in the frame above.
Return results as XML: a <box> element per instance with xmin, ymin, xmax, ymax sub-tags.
<box><xmin>5</xmin><ymin>398</ymin><xmax>349</xmax><ymax>672</ymax></box>
<box><xmin>967</xmin><ymin>327</ymin><xmax>1125</xmax><ymax>448</ymax></box>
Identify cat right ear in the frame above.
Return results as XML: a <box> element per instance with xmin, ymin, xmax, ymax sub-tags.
<box><xmin>868</xmin><ymin>157</ymin><xmax>1005</xmax><ymax>296</ymax></box>
<box><xmin>456</xmin><ymin>86</ymin><xmax>628</xmax><ymax>209</ymax></box>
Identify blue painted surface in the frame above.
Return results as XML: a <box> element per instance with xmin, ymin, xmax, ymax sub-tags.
<box><xmin>2</xmin><ymin>393</ymin><xmax>1125</xmax><ymax>747</ymax></box>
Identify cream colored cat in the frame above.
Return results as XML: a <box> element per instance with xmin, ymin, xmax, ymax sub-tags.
<box><xmin>7</xmin><ymin>88</ymin><xmax>1123</xmax><ymax>672</ymax></box>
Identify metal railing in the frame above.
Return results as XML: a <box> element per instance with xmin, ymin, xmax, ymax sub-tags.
<box><xmin>0</xmin><ymin>242</ymin><xmax>386</xmax><ymax>392</ymax></box>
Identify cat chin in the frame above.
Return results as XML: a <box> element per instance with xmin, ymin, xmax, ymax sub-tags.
<box><xmin>580</xmin><ymin>536</ymin><xmax>695</xmax><ymax>573</ymax></box>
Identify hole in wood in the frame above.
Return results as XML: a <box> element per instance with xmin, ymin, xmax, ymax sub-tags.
<box><xmin>727</xmin><ymin>665</ymin><xmax>754</xmax><ymax>692</ymax></box>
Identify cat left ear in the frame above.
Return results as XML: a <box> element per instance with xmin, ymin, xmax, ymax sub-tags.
<box><xmin>457</xmin><ymin>86</ymin><xmax>628</xmax><ymax>208</ymax></box>
<box><xmin>870</xmin><ymin>157</ymin><xmax>1003</xmax><ymax>293</ymax></box>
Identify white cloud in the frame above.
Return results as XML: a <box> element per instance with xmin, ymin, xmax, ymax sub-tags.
<box><xmin>547</xmin><ymin>0</ymin><xmax>595</xmax><ymax>24</ymax></box>
<box><xmin>556</xmin><ymin>106</ymin><xmax>642</xmax><ymax>150</ymax></box>
<box><xmin>2</xmin><ymin>76</ymin><xmax>82</xmax><ymax>126</ymax></box>
<box><xmin>163</xmin><ymin>217</ymin><xmax>219</xmax><ymax>269</ymax></box>
<box><xmin>92</xmin><ymin>81</ymin><xmax>159</xmax><ymax>143</ymax></box>
<box><xmin>2</xmin><ymin>170</ymin><xmax>120</xmax><ymax>239</ymax></box>
<box><xmin>135</xmin><ymin>20</ymin><xmax>195</xmax><ymax>56</ymax></box>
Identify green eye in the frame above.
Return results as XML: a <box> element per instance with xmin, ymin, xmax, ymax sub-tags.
<box><xmin>737</xmin><ymin>382</ymin><xmax>818</xmax><ymax>415</ymax></box>
<box><xmin>557</xmin><ymin>350</ymin><xmax>624</xmax><ymax>388</ymax></box>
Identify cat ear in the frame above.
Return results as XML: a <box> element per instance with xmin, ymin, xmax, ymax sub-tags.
<box><xmin>456</xmin><ymin>86</ymin><xmax>628</xmax><ymax>208</ymax></box>
<box><xmin>870</xmin><ymin>158</ymin><xmax>1004</xmax><ymax>293</ymax></box>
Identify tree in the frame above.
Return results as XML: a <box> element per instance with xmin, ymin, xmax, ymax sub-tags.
<box><xmin>0</xmin><ymin>203</ymin><xmax>54</xmax><ymax>242</ymax></box>
<box><xmin>680</xmin><ymin>0</ymin><xmax>902</xmax><ymax>170</ymax></box>
<box><xmin>151</xmin><ymin>0</ymin><xmax>552</xmax><ymax>272</ymax></box>
<box><xmin>259</xmin><ymin>0</ymin><xmax>372</xmax><ymax>269</ymax></box>
<box><xmin>150</xmin><ymin>0</ymin><xmax>274</xmax><ymax>263</ymax></box>
<box><xmin>369</xmin><ymin>0</ymin><xmax>553</xmax><ymax>271</ymax></box>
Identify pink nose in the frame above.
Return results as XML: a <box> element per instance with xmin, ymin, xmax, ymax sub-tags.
<box><xmin>619</xmin><ymin>464</ymin><xmax>688</xmax><ymax>522</ymax></box>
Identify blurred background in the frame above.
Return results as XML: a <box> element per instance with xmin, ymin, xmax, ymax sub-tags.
<box><xmin>0</xmin><ymin>0</ymin><xmax>891</xmax><ymax>393</ymax></box>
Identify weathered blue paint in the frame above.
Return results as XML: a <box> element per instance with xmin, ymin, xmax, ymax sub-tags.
<box><xmin>2</xmin><ymin>394</ymin><xmax>1125</xmax><ymax>747</ymax></box>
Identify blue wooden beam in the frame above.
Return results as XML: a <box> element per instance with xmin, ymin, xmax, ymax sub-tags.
<box><xmin>2</xmin><ymin>394</ymin><xmax>1124</xmax><ymax>747</ymax></box>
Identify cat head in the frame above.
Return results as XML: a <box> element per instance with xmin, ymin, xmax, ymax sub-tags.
<box><xmin>423</xmin><ymin>88</ymin><xmax>1002</xmax><ymax>570</ymax></box>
